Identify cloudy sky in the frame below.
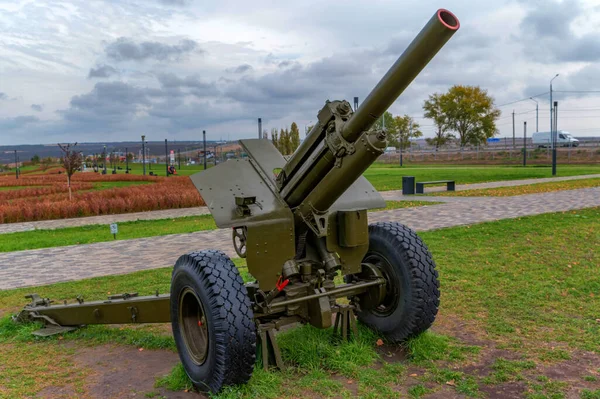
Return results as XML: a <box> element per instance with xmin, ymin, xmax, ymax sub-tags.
<box><xmin>1</xmin><ymin>0</ymin><xmax>600</xmax><ymax>145</ymax></box>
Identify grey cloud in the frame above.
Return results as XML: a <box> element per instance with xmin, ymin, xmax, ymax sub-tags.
<box><xmin>531</xmin><ymin>64</ymin><xmax>600</xmax><ymax>100</ymax></box>
<box><xmin>566</xmin><ymin>64</ymin><xmax>600</xmax><ymax>90</ymax></box>
<box><xmin>0</xmin><ymin>92</ymin><xmax>7</xmax><ymax>100</ymax></box>
<box><xmin>306</xmin><ymin>55</ymin><xmax>370</xmax><ymax>79</ymax></box>
<box><xmin>224</xmin><ymin>52</ymin><xmax>375</xmax><ymax>106</ymax></box>
<box><xmin>31</xmin><ymin>104</ymin><xmax>43</xmax><ymax>112</ymax></box>
<box><xmin>520</xmin><ymin>0</ymin><xmax>579</xmax><ymax>39</ymax></box>
<box><xmin>54</xmin><ymin>80</ymin><xmax>242</xmax><ymax>136</ymax></box>
<box><xmin>555</xmin><ymin>35</ymin><xmax>600</xmax><ymax>62</ymax></box>
<box><xmin>88</xmin><ymin>65</ymin><xmax>118</xmax><ymax>78</ymax></box>
<box><xmin>157</xmin><ymin>0</ymin><xmax>192</xmax><ymax>5</ymax></box>
<box><xmin>278</xmin><ymin>60</ymin><xmax>295</xmax><ymax>68</ymax></box>
<box><xmin>232</xmin><ymin>64</ymin><xmax>253</xmax><ymax>74</ymax></box>
<box><xmin>62</xmin><ymin>81</ymin><xmax>153</xmax><ymax>126</ymax></box>
<box><xmin>147</xmin><ymin>99</ymin><xmax>244</xmax><ymax>130</ymax></box>
<box><xmin>105</xmin><ymin>38</ymin><xmax>200</xmax><ymax>62</ymax></box>
<box><xmin>59</xmin><ymin>76</ymin><xmax>221</xmax><ymax>133</ymax></box>
<box><xmin>383</xmin><ymin>34</ymin><xmax>412</xmax><ymax>56</ymax></box>
<box><xmin>0</xmin><ymin>116</ymin><xmax>40</xmax><ymax>130</ymax></box>
<box><xmin>69</xmin><ymin>82</ymin><xmax>151</xmax><ymax>110</ymax></box>
<box><xmin>518</xmin><ymin>0</ymin><xmax>600</xmax><ymax>62</ymax></box>
<box><xmin>156</xmin><ymin>73</ymin><xmax>218</xmax><ymax>97</ymax></box>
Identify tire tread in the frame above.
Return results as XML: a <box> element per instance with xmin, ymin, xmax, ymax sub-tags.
<box><xmin>360</xmin><ymin>222</ymin><xmax>440</xmax><ymax>342</ymax></box>
<box><xmin>172</xmin><ymin>250</ymin><xmax>256</xmax><ymax>392</ymax></box>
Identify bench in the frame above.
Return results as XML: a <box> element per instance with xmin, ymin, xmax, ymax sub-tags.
<box><xmin>416</xmin><ymin>180</ymin><xmax>455</xmax><ymax>194</ymax></box>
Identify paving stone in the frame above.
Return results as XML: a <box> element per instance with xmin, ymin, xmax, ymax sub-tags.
<box><xmin>0</xmin><ymin>207</ymin><xmax>211</xmax><ymax>234</ymax></box>
<box><xmin>0</xmin><ymin>186</ymin><xmax>599</xmax><ymax>290</ymax></box>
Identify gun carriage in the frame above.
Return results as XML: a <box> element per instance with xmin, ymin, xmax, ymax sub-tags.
<box><xmin>16</xmin><ymin>9</ymin><xmax>459</xmax><ymax>393</ymax></box>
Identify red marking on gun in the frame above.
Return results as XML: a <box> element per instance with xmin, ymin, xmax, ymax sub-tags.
<box><xmin>276</xmin><ymin>275</ymin><xmax>290</xmax><ymax>292</ymax></box>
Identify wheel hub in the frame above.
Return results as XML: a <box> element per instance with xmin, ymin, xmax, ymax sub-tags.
<box><xmin>363</xmin><ymin>252</ymin><xmax>399</xmax><ymax>316</ymax></box>
<box><xmin>354</xmin><ymin>262</ymin><xmax>387</xmax><ymax>310</ymax></box>
<box><xmin>179</xmin><ymin>288</ymin><xmax>209</xmax><ymax>365</ymax></box>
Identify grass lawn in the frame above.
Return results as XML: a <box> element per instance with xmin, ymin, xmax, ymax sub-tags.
<box><xmin>125</xmin><ymin>162</ymin><xmax>209</xmax><ymax>177</ymax></box>
<box><xmin>0</xmin><ymin>185</ymin><xmax>43</xmax><ymax>191</ymax></box>
<box><xmin>0</xmin><ymin>207</ymin><xmax>599</xmax><ymax>398</ymax></box>
<box><xmin>0</xmin><ymin>181</ymin><xmax>151</xmax><ymax>194</ymax></box>
<box><xmin>432</xmin><ymin>178</ymin><xmax>600</xmax><ymax>197</ymax></box>
<box><xmin>0</xmin><ymin>215</ymin><xmax>217</xmax><ymax>252</ymax></box>
<box><xmin>90</xmin><ymin>180</ymin><xmax>154</xmax><ymax>190</ymax></box>
<box><xmin>364</xmin><ymin>164</ymin><xmax>600</xmax><ymax>191</ymax></box>
<box><xmin>0</xmin><ymin>164</ymin><xmax>40</xmax><ymax>176</ymax></box>
<box><xmin>0</xmin><ymin>201</ymin><xmax>436</xmax><ymax>253</ymax></box>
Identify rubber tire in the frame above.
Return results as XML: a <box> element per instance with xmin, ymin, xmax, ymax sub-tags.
<box><xmin>357</xmin><ymin>222</ymin><xmax>440</xmax><ymax>343</ymax></box>
<box><xmin>170</xmin><ymin>250</ymin><xmax>256</xmax><ymax>393</ymax></box>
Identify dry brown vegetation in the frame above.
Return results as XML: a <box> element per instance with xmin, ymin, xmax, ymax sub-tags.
<box><xmin>0</xmin><ymin>173</ymin><xmax>204</xmax><ymax>223</ymax></box>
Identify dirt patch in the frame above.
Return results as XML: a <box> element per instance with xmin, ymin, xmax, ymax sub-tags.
<box><xmin>74</xmin><ymin>344</ymin><xmax>200</xmax><ymax>398</ymax></box>
<box><xmin>37</xmin><ymin>385</ymin><xmax>80</xmax><ymax>399</ymax></box>
<box><xmin>423</xmin><ymin>384</ymin><xmax>469</xmax><ymax>398</ymax></box>
<box><xmin>479</xmin><ymin>381</ymin><xmax>528</xmax><ymax>399</ymax></box>
<box><xmin>376</xmin><ymin>342</ymin><xmax>409</xmax><ymax>363</ymax></box>
<box><xmin>331</xmin><ymin>374</ymin><xmax>359</xmax><ymax>397</ymax></box>
<box><xmin>536</xmin><ymin>350</ymin><xmax>600</xmax><ymax>381</ymax></box>
<box><xmin>530</xmin><ymin>350</ymin><xmax>600</xmax><ymax>396</ymax></box>
<box><xmin>460</xmin><ymin>348</ymin><xmax>524</xmax><ymax>378</ymax></box>
<box><xmin>432</xmin><ymin>313</ymin><xmax>490</xmax><ymax>347</ymax></box>
<box><xmin>438</xmin><ymin>327</ymin><xmax>600</xmax><ymax>399</ymax></box>
<box><xmin>393</xmin><ymin>366</ymin><xmax>429</xmax><ymax>396</ymax></box>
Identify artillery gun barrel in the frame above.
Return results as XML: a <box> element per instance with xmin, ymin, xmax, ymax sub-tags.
<box><xmin>342</xmin><ymin>9</ymin><xmax>460</xmax><ymax>141</ymax></box>
<box><xmin>283</xmin><ymin>9</ymin><xmax>460</xmax><ymax>215</ymax></box>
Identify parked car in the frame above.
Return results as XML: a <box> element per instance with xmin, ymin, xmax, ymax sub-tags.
<box><xmin>532</xmin><ymin>131</ymin><xmax>579</xmax><ymax>148</ymax></box>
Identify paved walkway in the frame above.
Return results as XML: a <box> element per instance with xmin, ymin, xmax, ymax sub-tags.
<box><xmin>1</xmin><ymin>186</ymin><xmax>599</xmax><ymax>290</ymax></box>
<box><xmin>1</xmin><ymin>174</ymin><xmax>598</xmax><ymax>235</ymax></box>
<box><xmin>0</xmin><ymin>207</ymin><xmax>211</xmax><ymax>235</ymax></box>
<box><xmin>381</xmin><ymin>173</ymin><xmax>600</xmax><ymax>196</ymax></box>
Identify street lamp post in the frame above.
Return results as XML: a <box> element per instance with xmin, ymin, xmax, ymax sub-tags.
<box><xmin>165</xmin><ymin>139</ymin><xmax>169</xmax><ymax>177</ymax></box>
<box><xmin>141</xmin><ymin>135</ymin><xmax>146</xmax><ymax>176</ymax></box>
<box><xmin>14</xmin><ymin>150</ymin><xmax>18</xmax><ymax>179</ymax></box>
<box><xmin>103</xmin><ymin>145</ymin><xmax>107</xmax><ymax>175</ymax></box>
<box><xmin>529</xmin><ymin>98</ymin><xmax>538</xmax><ymax>132</ymax></box>
<box><xmin>552</xmin><ymin>101</ymin><xmax>558</xmax><ymax>176</ymax></box>
<box><xmin>203</xmin><ymin>130</ymin><xmax>207</xmax><ymax>170</ymax></box>
<box><xmin>523</xmin><ymin>121</ymin><xmax>527</xmax><ymax>167</ymax></box>
<box><xmin>549</xmin><ymin>74</ymin><xmax>559</xmax><ymax>133</ymax></box>
<box><xmin>258</xmin><ymin>118</ymin><xmax>262</xmax><ymax>139</ymax></box>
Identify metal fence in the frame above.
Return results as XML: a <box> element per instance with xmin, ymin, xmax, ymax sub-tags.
<box><xmin>379</xmin><ymin>137</ymin><xmax>600</xmax><ymax>165</ymax></box>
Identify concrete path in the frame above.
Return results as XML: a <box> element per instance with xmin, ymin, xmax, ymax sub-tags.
<box><xmin>1</xmin><ymin>186</ymin><xmax>598</xmax><ymax>290</ymax></box>
<box><xmin>1</xmin><ymin>173</ymin><xmax>598</xmax><ymax>235</ymax></box>
<box><xmin>0</xmin><ymin>207</ymin><xmax>211</xmax><ymax>235</ymax></box>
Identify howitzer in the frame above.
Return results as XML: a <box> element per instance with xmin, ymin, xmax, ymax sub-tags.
<box><xmin>17</xmin><ymin>9</ymin><xmax>459</xmax><ymax>393</ymax></box>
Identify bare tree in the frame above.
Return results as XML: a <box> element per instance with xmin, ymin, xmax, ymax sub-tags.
<box><xmin>92</xmin><ymin>153</ymin><xmax>99</xmax><ymax>172</ymax></box>
<box><xmin>41</xmin><ymin>157</ymin><xmax>53</xmax><ymax>171</ymax></box>
<box><xmin>58</xmin><ymin>143</ymin><xmax>83</xmax><ymax>200</ymax></box>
